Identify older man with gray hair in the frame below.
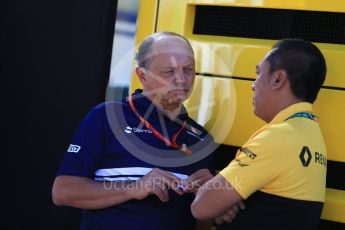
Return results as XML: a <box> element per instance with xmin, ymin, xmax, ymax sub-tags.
<box><xmin>52</xmin><ymin>32</ymin><xmax>217</xmax><ymax>230</ymax></box>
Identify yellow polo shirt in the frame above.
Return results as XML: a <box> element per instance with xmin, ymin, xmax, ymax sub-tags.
<box><xmin>220</xmin><ymin>102</ymin><xmax>327</xmax><ymax>202</ymax></box>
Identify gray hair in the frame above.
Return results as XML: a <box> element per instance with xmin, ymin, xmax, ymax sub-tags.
<box><xmin>136</xmin><ymin>31</ymin><xmax>194</xmax><ymax>69</ymax></box>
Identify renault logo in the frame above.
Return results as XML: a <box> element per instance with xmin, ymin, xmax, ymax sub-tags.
<box><xmin>299</xmin><ymin>146</ymin><xmax>312</xmax><ymax>167</ymax></box>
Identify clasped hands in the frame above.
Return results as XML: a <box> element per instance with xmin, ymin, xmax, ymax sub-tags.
<box><xmin>132</xmin><ymin>168</ymin><xmax>212</xmax><ymax>202</ymax></box>
<box><xmin>131</xmin><ymin>168</ymin><xmax>244</xmax><ymax>224</ymax></box>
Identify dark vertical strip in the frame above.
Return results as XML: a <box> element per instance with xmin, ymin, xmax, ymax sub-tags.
<box><xmin>326</xmin><ymin>160</ymin><xmax>345</xmax><ymax>190</ymax></box>
<box><xmin>154</xmin><ymin>0</ymin><xmax>161</xmax><ymax>32</ymax></box>
<box><xmin>2</xmin><ymin>0</ymin><xmax>117</xmax><ymax>229</ymax></box>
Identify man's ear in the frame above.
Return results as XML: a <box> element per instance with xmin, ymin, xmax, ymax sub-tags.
<box><xmin>136</xmin><ymin>67</ymin><xmax>147</xmax><ymax>85</ymax></box>
<box><xmin>270</xmin><ymin>69</ymin><xmax>287</xmax><ymax>89</ymax></box>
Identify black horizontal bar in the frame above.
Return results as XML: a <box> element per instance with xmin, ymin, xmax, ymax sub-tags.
<box><xmin>194</xmin><ymin>5</ymin><xmax>345</xmax><ymax>45</ymax></box>
<box><xmin>196</xmin><ymin>72</ymin><xmax>345</xmax><ymax>91</ymax></box>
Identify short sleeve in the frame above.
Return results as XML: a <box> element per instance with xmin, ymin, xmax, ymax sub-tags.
<box><xmin>219</xmin><ymin>128</ymin><xmax>285</xmax><ymax>199</ymax></box>
<box><xmin>57</xmin><ymin>105</ymin><xmax>105</xmax><ymax>178</ymax></box>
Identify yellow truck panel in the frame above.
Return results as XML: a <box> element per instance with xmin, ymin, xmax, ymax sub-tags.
<box><xmin>131</xmin><ymin>0</ymin><xmax>345</xmax><ymax>226</ymax></box>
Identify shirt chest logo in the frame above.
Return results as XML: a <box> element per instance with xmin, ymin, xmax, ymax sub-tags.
<box><xmin>125</xmin><ymin>126</ymin><xmax>152</xmax><ymax>134</ymax></box>
<box><xmin>299</xmin><ymin>146</ymin><xmax>327</xmax><ymax>167</ymax></box>
<box><xmin>186</xmin><ymin>130</ymin><xmax>204</xmax><ymax>141</ymax></box>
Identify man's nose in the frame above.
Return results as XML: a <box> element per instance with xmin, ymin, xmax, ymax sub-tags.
<box><xmin>175</xmin><ymin>69</ymin><xmax>187</xmax><ymax>83</ymax></box>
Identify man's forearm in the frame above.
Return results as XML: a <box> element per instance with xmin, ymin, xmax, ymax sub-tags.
<box><xmin>52</xmin><ymin>175</ymin><xmax>138</xmax><ymax>209</ymax></box>
<box><xmin>191</xmin><ymin>175</ymin><xmax>243</xmax><ymax>221</ymax></box>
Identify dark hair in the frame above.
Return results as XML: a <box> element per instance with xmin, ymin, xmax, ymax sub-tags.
<box><xmin>136</xmin><ymin>31</ymin><xmax>194</xmax><ymax>69</ymax></box>
<box><xmin>266</xmin><ymin>39</ymin><xmax>327</xmax><ymax>103</ymax></box>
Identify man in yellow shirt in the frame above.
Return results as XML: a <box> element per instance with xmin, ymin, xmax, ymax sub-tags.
<box><xmin>191</xmin><ymin>39</ymin><xmax>327</xmax><ymax>229</ymax></box>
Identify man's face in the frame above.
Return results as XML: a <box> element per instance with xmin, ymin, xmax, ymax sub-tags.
<box><xmin>141</xmin><ymin>38</ymin><xmax>195</xmax><ymax>107</ymax></box>
<box><xmin>252</xmin><ymin>54</ymin><xmax>273</xmax><ymax>122</ymax></box>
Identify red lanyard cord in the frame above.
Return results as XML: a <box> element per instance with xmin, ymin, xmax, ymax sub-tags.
<box><xmin>128</xmin><ymin>94</ymin><xmax>192</xmax><ymax>154</ymax></box>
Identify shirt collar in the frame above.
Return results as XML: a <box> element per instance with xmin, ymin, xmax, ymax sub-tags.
<box><xmin>269</xmin><ymin>102</ymin><xmax>314</xmax><ymax>124</ymax></box>
<box><xmin>130</xmin><ymin>89</ymin><xmax>189</xmax><ymax>122</ymax></box>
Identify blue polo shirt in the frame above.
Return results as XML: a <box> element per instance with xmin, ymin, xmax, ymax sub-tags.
<box><xmin>57</xmin><ymin>89</ymin><xmax>215</xmax><ymax>230</ymax></box>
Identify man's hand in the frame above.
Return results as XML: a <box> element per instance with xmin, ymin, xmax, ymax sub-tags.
<box><xmin>130</xmin><ymin>168</ymin><xmax>183</xmax><ymax>202</ymax></box>
<box><xmin>182</xmin><ymin>169</ymin><xmax>213</xmax><ymax>193</ymax></box>
<box><xmin>191</xmin><ymin>174</ymin><xmax>244</xmax><ymax>222</ymax></box>
<box><xmin>214</xmin><ymin>201</ymin><xmax>245</xmax><ymax>225</ymax></box>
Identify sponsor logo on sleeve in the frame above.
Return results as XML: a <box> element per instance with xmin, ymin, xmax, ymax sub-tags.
<box><xmin>241</xmin><ymin>147</ymin><xmax>257</xmax><ymax>159</ymax></box>
<box><xmin>67</xmin><ymin>144</ymin><xmax>81</xmax><ymax>153</ymax></box>
<box><xmin>235</xmin><ymin>159</ymin><xmax>249</xmax><ymax>167</ymax></box>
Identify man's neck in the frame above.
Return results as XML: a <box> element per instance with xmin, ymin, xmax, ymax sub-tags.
<box><xmin>143</xmin><ymin>92</ymin><xmax>183</xmax><ymax>121</ymax></box>
<box><xmin>268</xmin><ymin>96</ymin><xmax>303</xmax><ymax>123</ymax></box>
<box><xmin>163</xmin><ymin>106</ymin><xmax>182</xmax><ymax>121</ymax></box>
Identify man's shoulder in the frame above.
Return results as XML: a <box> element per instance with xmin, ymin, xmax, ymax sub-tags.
<box><xmin>81</xmin><ymin>98</ymin><xmax>133</xmax><ymax>128</ymax></box>
<box><xmin>247</xmin><ymin>125</ymin><xmax>287</xmax><ymax>150</ymax></box>
<box><xmin>89</xmin><ymin>98</ymin><xmax>131</xmax><ymax>114</ymax></box>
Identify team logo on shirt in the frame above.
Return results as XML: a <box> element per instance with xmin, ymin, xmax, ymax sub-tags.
<box><xmin>186</xmin><ymin>130</ymin><xmax>204</xmax><ymax>141</ymax></box>
<box><xmin>125</xmin><ymin>126</ymin><xmax>152</xmax><ymax>134</ymax></box>
<box><xmin>299</xmin><ymin>146</ymin><xmax>327</xmax><ymax>167</ymax></box>
<box><xmin>299</xmin><ymin>146</ymin><xmax>312</xmax><ymax>167</ymax></box>
<box><xmin>125</xmin><ymin>126</ymin><xmax>133</xmax><ymax>133</ymax></box>
<box><xmin>190</xmin><ymin>126</ymin><xmax>202</xmax><ymax>136</ymax></box>
<box><xmin>67</xmin><ymin>144</ymin><xmax>81</xmax><ymax>153</ymax></box>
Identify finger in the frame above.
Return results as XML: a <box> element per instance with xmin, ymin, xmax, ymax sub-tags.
<box><xmin>184</xmin><ymin>169</ymin><xmax>212</xmax><ymax>185</ymax></box>
<box><xmin>214</xmin><ymin>217</ymin><xmax>224</xmax><ymax>225</ymax></box>
<box><xmin>152</xmin><ymin>183</ymin><xmax>169</xmax><ymax>202</ymax></box>
<box><xmin>149</xmin><ymin>169</ymin><xmax>182</xmax><ymax>195</ymax></box>
<box><xmin>155</xmin><ymin>169</ymin><xmax>181</xmax><ymax>184</ymax></box>
<box><xmin>180</xmin><ymin>184</ymin><xmax>194</xmax><ymax>193</ymax></box>
<box><xmin>238</xmin><ymin>200</ymin><xmax>246</xmax><ymax>210</ymax></box>
<box><xmin>183</xmin><ymin>180</ymin><xmax>201</xmax><ymax>192</ymax></box>
<box><xmin>228</xmin><ymin>205</ymin><xmax>239</xmax><ymax>215</ymax></box>
<box><xmin>170</xmin><ymin>182</ymin><xmax>184</xmax><ymax>195</ymax></box>
<box><xmin>220</xmin><ymin>213</ymin><xmax>233</xmax><ymax>223</ymax></box>
<box><xmin>156</xmin><ymin>182</ymin><xmax>170</xmax><ymax>200</ymax></box>
<box><xmin>187</xmin><ymin>176</ymin><xmax>210</xmax><ymax>186</ymax></box>
<box><xmin>225</xmin><ymin>208</ymin><xmax>237</xmax><ymax>220</ymax></box>
<box><xmin>161</xmin><ymin>177</ymin><xmax>184</xmax><ymax>195</ymax></box>
<box><xmin>148</xmin><ymin>169</ymin><xmax>179</xmax><ymax>186</ymax></box>
<box><xmin>160</xmin><ymin>176</ymin><xmax>184</xmax><ymax>195</ymax></box>
<box><xmin>225</xmin><ymin>216</ymin><xmax>233</xmax><ymax>223</ymax></box>
<box><xmin>192</xmin><ymin>173</ymin><xmax>213</xmax><ymax>186</ymax></box>
<box><xmin>184</xmin><ymin>169</ymin><xmax>208</xmax><ymax>183</ymax></box>
<box><xmin>183</xmin><ymin>174</ymin><xmax>212</xmax><ymax>192</ymax></box>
